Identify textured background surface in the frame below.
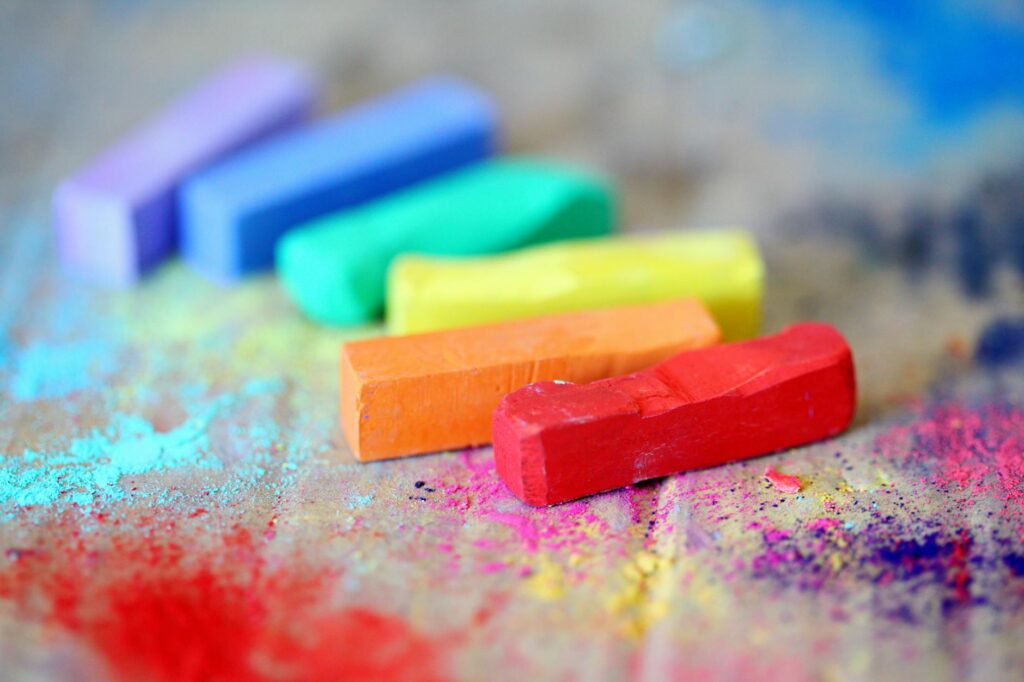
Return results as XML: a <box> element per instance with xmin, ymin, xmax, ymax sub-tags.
<box><xmin>2</xmin><ymin>1</ymin><xmax>1024</xmax><ymax>680</ymax></box>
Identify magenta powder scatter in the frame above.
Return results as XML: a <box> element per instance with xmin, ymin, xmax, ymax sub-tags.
<box><xmin>407</xmin><ymin>447</ymin><xmax>634</xmax><ymax>572</ymax></box>
<box><xmin>746</xmin><ymin>519</ymin><xmax>989</xmax><ymax>621</ymax></box>
<box><xmin>710</xmin><ymin>397</ymin><xmax>1024</xmax><ymax>624</ymax></box>
<box><xmin>875</xmin><ymin>398</ymin><xmax>1024</xmax><ymax>525</ymax></box>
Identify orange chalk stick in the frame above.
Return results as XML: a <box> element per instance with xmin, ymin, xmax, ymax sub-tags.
<box><xmin>340</xmin><ymin>299</ymin><xmax>721</xmax><ymax>461</ymax></box>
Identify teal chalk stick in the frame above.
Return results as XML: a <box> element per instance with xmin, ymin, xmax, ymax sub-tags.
<box><xmin>276</xmin><ymin>159</ymin><xmax>615</xmax><ymax>325</ymax></box>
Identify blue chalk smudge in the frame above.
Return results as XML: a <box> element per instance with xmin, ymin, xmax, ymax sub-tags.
<box><xmin>897</xmin><ymin>206</ymin><xmax>934</xmax><ymax>277</ymax></box>
<box><xmin>953</xmin><ymin>206</ymin><xmax>991</xmax><ymax>298</ymax></box>
<box><xmin>8</xmin><ymin>338</ymin><xmax>119</xmax><ymax>401</ymax></box>
<box><xmin>347</xmin><ymin>493</ymin><xmax>374</xmax><ymax>510</ymax></box>
<box><xmin>0</xmin><ymin>411</ymin><xmax>220</xmax><ymax>511</ymax></box>
<box><xmin>975</xmin><ymin>317</ymin><xmax>1024</xmax><ymax>368</ymax></box>
<box><xmin>0</xmin><ymin>379</ymin><xmax>288</xmax><ymax>513</ymax></box>
<box><xmin>765</xmin><ymin>0</ymin><xmax>1024</xmax><ymax>124</ymax></box>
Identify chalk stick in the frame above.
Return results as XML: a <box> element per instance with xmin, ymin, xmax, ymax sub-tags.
<box><xmin>279</xmin><ymin>159</ymin><xmax>614</xmax><ymax>325</ymax></box>
<box><xmin>180</xmin><ymin>76</ymin><xmax>497</xmax><ymax>282</ymax></box>
<box><xmin>387</xmin><ymin>229</ymin><xmax>763</xmax><ymax>340</ymax></box>
<box><xmin>53</xmin><ymin>56</ymin><xmax>316</xmax><ymax>286</ymax></box>
<box><xmin>493</xmin><ymin>322</ymin><xmax>855</xmax><ymax>506</ymax></box>
<box><xmin>341</xmin><ymin>299</ymin><xmax>719</xmax><ymax>461</ymax></box>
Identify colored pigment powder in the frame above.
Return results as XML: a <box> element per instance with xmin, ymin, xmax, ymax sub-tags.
<box><xmin>745</xmin><ymin>521</ymin><xmax>987</xmax><ymax>619</ymax></box>
<box><xmin>8</xmin><ymin>338</ymin><xmax>119</xmax><ymax>401</ymax></box>
<box><xmin>0</xmin><ymin>412</ymin><xmax>219</xmax><ymax>511</ymax></box>
<box><xmin>0</xmin><ymin>380</ymin><xmax>288</xmax><ymax>513</ymax></box>
<box><xmin>975</xmin><ymin>317</ymin><xmax>1024</xmax><ymax>368</ymax></box>
<box><xmin>710</xmin><ymin>397</ymin><xmax>1024</xmax><ymax>622</ymax></box>
<box><xmin>0</xmin><ymin>514</ymin><xmax>449</xmax><ymax>682</ymax></box>
<box><xmin>769</xmin><ymin>0</ymin><xmax>1024</xmax><ymax>122</ymax></box>
<box><xmin>876</xmin><ymin>398</ymin><xmax>1024</xmax><ymax>522</ymax></box>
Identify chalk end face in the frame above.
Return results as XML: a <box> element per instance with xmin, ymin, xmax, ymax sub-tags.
<box><xmin>339</xmin><ymin>344</ymin><xmax>369</xmax><ymax>462</ymax></box>
<box><xmin>494</xmin><ymin>381</ymin><xmax>586</xmax><ymax>507</ymax></box>
<box><xmin>339</xmin><ymin>344</ymin><xmax>406</xmax><ymax>462</ymax></box>
<box><xmin>277</xmin><ymin>226</ymin><xmax>376</xmax><ymax>325</ymax></box>
<box><xmin>507</xmin><ymin>159</ymin><xmax>616</xmax><ymax>243</ymax></box>
<box><xmin>563</xmin><ymin>175</ymin><xmax>616</xmax><ymax>240</ymax></box>
<box><xmin>237</xmin><ymin>54</ymin><xmax>319</xmax><ymax>110</ymax></box>
<box><xmin>53</xmin><ymin>181</ymin><xmax>141</xmax><ymax>286</ymax></box>
<box><xmin>182</xmin><ymin>179</ymin><xmax>293</xmax><ymax>284</ymax></box>
<box><xmin>493</xmin><ymin>398</ymin><xmax>546</xmax><ymax>506</ymax></box>
<box><xmin>419</xmin><ymin>74</ymin><xmax>500</xmax><ymax>145</ymax></box>
<box><xmin>179</xmin><ymin>179</ymin><xmax>246</xmax><ymax>283</ymax></box>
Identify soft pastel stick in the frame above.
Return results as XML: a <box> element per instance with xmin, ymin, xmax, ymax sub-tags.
<box><xmin>387</xmin><ymin>229</ymin><xmax>763</xmax><ymax>340</ymax></box>
<box><xmin>278</xmin><ymin>159</ymin><xmax>614</xmax><ymax>325</ymax></box>
<box><xmin>493</xmin><ymin>322</ymin><xmax>856</xmax><ymax>506</ymax></box>
<box><xmin>341</xmin><ymin>299</ymin><xmax>719</xmax><ymax>461</ymax></box>
<box><xmin>53</xmin><ymin>57</ymin><xmax>316</xmax><ymax>286</ymax></box>
<box><xmin>180</xmin><ymin>76</ymin><xmax>497</xmax><ymax>282</ymax></box>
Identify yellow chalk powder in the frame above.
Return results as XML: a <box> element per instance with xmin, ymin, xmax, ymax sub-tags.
<box><xmin>605</xmin><ymin>550</ymin><xmax>674</xmax><ymax>638</ymax></box>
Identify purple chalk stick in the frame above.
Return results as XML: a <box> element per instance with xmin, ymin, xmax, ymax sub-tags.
<box><xmin>53</xmin><ymin>56</ymin><xmax>316</xmax><ymax>286</ymax></box>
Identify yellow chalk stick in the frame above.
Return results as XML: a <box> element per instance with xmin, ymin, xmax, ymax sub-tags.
<box><xmin>387</xmin><ymin>229</ymin><xmax>763</xmax><ymax>340</ymax></box>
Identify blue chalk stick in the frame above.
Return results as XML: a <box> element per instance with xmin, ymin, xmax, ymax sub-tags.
<box><xmin>179</xmin><ymin>76</ymin><xmax>498</xmax><ymax>282</ymax></box>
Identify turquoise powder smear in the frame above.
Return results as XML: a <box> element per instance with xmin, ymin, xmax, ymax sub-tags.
<box><xmin>0</xmin><ymin>412</ymin><xmax>220</xmax><ymax>512</ymax></box>
<box><xmin>8</xmin><ymin>339</ymin><xmax>119</xmax><ymax>401</ymax></box>
<box><xmin>0</xmin><ymin>380</ymin><xmax>287</xmax><ymax>514</ymax></box>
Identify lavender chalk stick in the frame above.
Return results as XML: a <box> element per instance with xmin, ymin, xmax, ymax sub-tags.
<box><xmin>179</xmin><ymin>76</ymin><xmax>497</xmax><ymax>282</ymax></box>
<box><xmin>53</xmin><ymin>56</ymin><xmax>316</xmax><ymax>286</ymax></box>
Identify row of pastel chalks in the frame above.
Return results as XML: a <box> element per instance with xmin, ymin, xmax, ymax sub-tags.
<box><xmin>55</xmin><ymin>55</ymin><xmax>618</xmax><ymax>299</ymax></box>
<box><xmin>52</xmin><ymin>55</ymin><xmax>758</xmax><ymax>346</ymax></box>
<box><xmin>55</xmin><ymin>57</ymin><xmax>502</xmax><ymax>285</ymax></box>
<box><xmin>55</xmin><ymin>57</ymin><xmax>857</xmax><ymax>505</ymax></box>
<box><xmin>342</xmin><ymin>299</ymin><xmax>857</xmax><ymax>505</ymax></box>
<box><xmin>52</xmin><ymin>55</ymin><xmax>755</xmax><ymax>341</ymax></box>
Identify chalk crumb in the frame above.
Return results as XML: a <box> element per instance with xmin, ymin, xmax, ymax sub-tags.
<box><xmin>764</xmin><ymin>465</ymin><xmax>804</xmax><ymax>494</ymax></box>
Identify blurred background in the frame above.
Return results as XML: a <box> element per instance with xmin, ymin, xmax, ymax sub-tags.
<box><xmin>5</xmin><ymin>0</ymin><xmax>1024</xmax><ymax>214</ymax></box>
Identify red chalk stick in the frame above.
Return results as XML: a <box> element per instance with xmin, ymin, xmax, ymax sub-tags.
<box><xmin>493</xmin><ymin>322</ymin><xmax>856</xmax><ymax>506</ymax></box>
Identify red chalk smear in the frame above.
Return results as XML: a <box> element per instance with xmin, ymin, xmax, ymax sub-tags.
<box><xmin>0</xmin><ymin>516</ymin><xmax>449</xmax><ymax>682</ymax></box>
<box><xmin>764</xmin><ymin>465</ymin><xmax>803</xmax><ymax>494</ymax></box>
<box><xmin>949</xmin><ymin>530</ymin><xmax>973</xmax><ymax>606</ymax></box>
<box><xmin>289</xmin><ymin>608</ymin><xmax>449</xmax><ymax>682</ymax></box>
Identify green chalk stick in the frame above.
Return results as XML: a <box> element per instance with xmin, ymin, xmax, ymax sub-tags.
<box><xmin>276</xmin><ymin>159</ymin><xmax>615</xmax><ymax>325</ymax></box>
